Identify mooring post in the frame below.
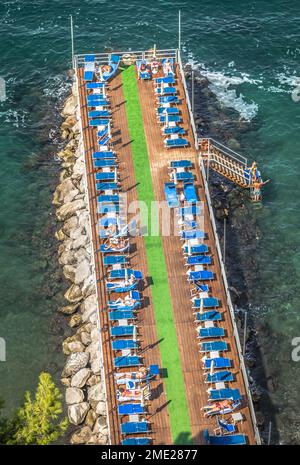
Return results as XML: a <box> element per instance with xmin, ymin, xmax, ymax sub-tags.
<box><xmin>243</xmin><ymin>311</ymin><xmax>248</xmax><ymax>356</ymax></box>
<box><xmin>223</xmin><ymin>217</ymin><xmax>226</xmax><ymax>265</ymax></box>
<box><xmin>191</xmin><ymin>69</ymin><xmax>195</xmax><ymax>114</ymax></box>
<box><xmin>70</xmin><ymin>15</ymin><xmax>75</xmax><ymax>68</ymax></box>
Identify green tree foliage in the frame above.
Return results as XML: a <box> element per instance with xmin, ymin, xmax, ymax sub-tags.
<box><xmin>11</xmin><ymin>372</ymin><xmax>68</xmax><ymax>445</ymax></box>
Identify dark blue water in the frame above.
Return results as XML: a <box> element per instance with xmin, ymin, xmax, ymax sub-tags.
<box><xmin>0</xmin><ymin>0</ymin><xmax>299</xmax><ymax>443</ymax></box>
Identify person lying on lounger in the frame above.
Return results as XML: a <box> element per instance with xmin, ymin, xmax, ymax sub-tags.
<box><xmin>115</xmin><ymin>367</ymin><xmax>148</xmax><ymax>383</ymax></box>
<box><xmin>109</xmin><ymin>274</ymin><xmax>136</xmax><ymax>288</ymax></box>
<box><xmin>179</xmin><ymin>191</ymin><xmax>185</xmax><ymax>206</ymax></box>
<box><xmin>103</xmin><ymin>237</ymin><xmax>128</xmax><ymax>250</ymax></box>
<box><xmin>163</xmin><ymin>58</ymin><xmax>173</xmax><ymax>75</ymax></box>
<box><xmin>202</xmin><ymin>400</ymin><xmax>233</xmax><ymax>417</ymax></box>
<box><xmin>117</xmin><ymin>388</ymin><xmax>142</xmax><ymax>402</ymax></box>
<box><xmin>114</xmin><ymin>294</ymin><xmax>135</xmax><ymax>307</ymax></box>
<box><xmin>102</xmin><ymin>64</ymin><xmax>113</xmax><ymax>74</ymax></box>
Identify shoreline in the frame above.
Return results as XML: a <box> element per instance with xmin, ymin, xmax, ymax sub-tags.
<box><xmin>52</xmin><ymin>82</ymin><xmax>108</xmax><ymax>445</ymax></box>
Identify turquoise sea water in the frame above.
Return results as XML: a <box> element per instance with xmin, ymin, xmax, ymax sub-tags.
<box><xmin>0</xmin><ymin>0</ymin><xmax>300</xmax><ymax>443</ymax></box>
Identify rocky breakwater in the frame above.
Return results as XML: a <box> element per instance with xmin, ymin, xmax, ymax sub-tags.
<box><xmin>53</xmin><ymin>83</ymin><xmax>109</xmax><ymax>445</ymax></box>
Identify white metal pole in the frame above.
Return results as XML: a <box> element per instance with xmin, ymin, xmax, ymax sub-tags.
<box><xmin>178</xmin><ymin>10</ymin><xmax>181</xmax><ymax>51</ymax></box>
<box><xmin>223</xmin><ymin>217</ymin><xmax>226</xmax><ymax>264</ymax></box>
<box><xmin>192</xmin><ymin>69</ymin><xmax>194</xmax><ymax>114</ymax></box>
<box><xmin>243</xmin><ymin>311</ymin><xmax>248</xmax><ymax>356</ymax></box>
<box><xmin>207</xmin><ymin>139</ymin><xmax>210</xmax><ymax>182</ymax></box>
<box><xmin>70</xmin><ymin>15</ymin><xmax>75</xmax><ymax>68</ymax></box>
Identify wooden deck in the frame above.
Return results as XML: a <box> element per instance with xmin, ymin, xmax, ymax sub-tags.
<box><xmin>77</xmin><ymin>68</ymin><xmax>172</xmax><ymax>445</ymax></box>
<box><xmin>77</xmin><ymin>62</ymin><xmax>257</xmax><ymax>445</ymax></box>
<box><xmin>136</xmin><ymin>66</ymin><xmax>256</xmax><ymax>444</ymax></box>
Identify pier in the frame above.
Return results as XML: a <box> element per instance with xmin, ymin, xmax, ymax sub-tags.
<box><xmin>74</xmin><ymin>49</ymin><xmax>260</xmax><ymax>445</ymax></box>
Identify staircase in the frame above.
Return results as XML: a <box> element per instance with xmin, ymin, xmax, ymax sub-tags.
<box><xmin>199</xmin><ymin>138</ymin><xmax>250</xmax><ymax>188</ymax></box>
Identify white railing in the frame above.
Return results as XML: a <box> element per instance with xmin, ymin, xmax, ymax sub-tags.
<box><xmin>74</xmin><ymin>73</ymin><xmax>112</xmax><ymax>445</ymax></box>
<box><xmin>199</xmin><ymin>157</ymin><xmax>261</xmax><ymax>445</ymax></box>
<box><xmin>74</xmin><ymin>48</ymin><xmax>177</xmax><ymax>68</ymax></box>
<box><xmin>200</xmin><ymin>137</ymin><xmax>248</xmax><ymax>169</ymax></box>
<box><xmin>177</xmin><ymin>50</ymin><xmax>199</xmax><ymax>150</ymax></box>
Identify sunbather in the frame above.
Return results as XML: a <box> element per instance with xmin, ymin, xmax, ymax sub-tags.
<box><xmin>179</xmin><ymin>191</ymin><xmax>185</xmax><ymax>206</ymax></box>
<box><xmin>163</xmin><ymin>58</ymin><xmax>173</xmax><ymax>75</ymax></box>
<box><xmin>115</xmin><ymin>367</ymin><xmax>148</xmax><ymax>383</ymax></box>
<box><xmin>117</xmin><ymin>388</ymin><xmax>142</xmax><ymax>402</ymax></box>
<box><xmin>202</xmin><ymin>400</ymin><xmax>233</xmax><ymax>417</ymax></box>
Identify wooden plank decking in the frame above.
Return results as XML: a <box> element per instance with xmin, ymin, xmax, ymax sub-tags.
<box><xmin>77</xmin><ymin>61</ymin><xmax>256</xmax><ymax>445</ymax></box>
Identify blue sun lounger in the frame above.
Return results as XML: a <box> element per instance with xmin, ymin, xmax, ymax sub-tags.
<box><xmin>102</xmin><ymin>54</ymin><xmax>121</xmax><ymax>81</ymax></box>
<box><xmin>215</xmin><ymin>418</ymin><xmax>236</xmax><ymax>435</ymax></box>
<box><xmin>122</xmin><ymin>437</ymin><xmax>151</xmax><ymax>445</ymax></box>
<box><xmin>110</xmin><ymin>326</ymin><xmax>136</xmax><ymax>337</ymax></box>
<box><xmin>93</xmin><ymin>151</ymin><xmax>116</xmax><ymax>159</ymax></box>
<box><xmin>163</xmin><ymin>126</ymin><xmax>185</xmax><ymax>136</ymax></box>
<box><xmin>162</xmin><ymin>58</ymin><xmax>175</xmax><ymax>76</ymax></box>
<box><xmin>209</xmin><ymin>388</ymin><xmax>241</xmax><ymax>401</ymax></box>
<box><xmin>171</xmin><ymin>171</ymin><xmax>194</xmax><ymax>182</ymax></box>
<box><xmin>204</xmin><ymin>358</ymin><xmax>231</xmax><ymax>370</ymax></box>
<box><xmin>98</xmin><ymin>203</ymin><xmax>120</xmax><ymax>214</ymax></box>
<box><xmin>136</xmin><ymin>60</ymin><xmax>151</xmax><ymax>80</ymax></box>
<box><xmin>159</xmin><ymin>114</ymin><xmax>181</xmax><ymax>123</ymax></box>
<box><xmin>108</xmin><ymin>291</ymin><xmax>141</xmax><ymax>308</ymax></box>
<box><xmin>157</xmin><ymin>107</ymin><xmax>179</xmax><ymax>115</ymax></box>
<box><xmin>109</xmin><ymin>310</ymin><xmax>136</xmax><ymax>321</ymax></box>
<box><xmin>87</xmin><ymin>100</ymin><xmax>109</xmax><ymax>108</ymax></box>
<box><xmin>206</xmin><ymin>370</ymin><xmax>234</xmax><ymax>383</ymax></box>
<box><xmin>114</xmin><ymin>356</ymin><xmax>142</xmax><ymax>368</ymax></box>
<box><xmin>98</xmin><ymin>135</ymin><xmax>111</xmax><ymax>146</ymax></box>
<box><xmin>118</xmin><ymin>403</ymin><xmax>145</xmax><ymax>415</ymax></box>
<box><xmin>164</xmin><ymin>182</ymin><xmax>179</xmax><ymax>208</ymax></box>
<box><xmin>100</xmin><ymin>242</ymin><xmax>129</xmax><ymax>254</ymax></box>
<box><xmin>89</xmin><ymin>119</ymin><xmax>110</xmax><ymax>127</ymax></box>
<box><xmin>88</xmin><ymin>107</ymin><xmax>110</xmax><ymax>117</ymax></box>
<box><xmin>183</xmin><ymin>244</ymin><xmax>209</xmax><ymax>255</ymax></box>
<box><xmin>165</xmin><ymin>138</ymin><xmax>188</xmax><ymax>148</ymax></box>
<box><xmin>94</xmin><ymin>159</ymin><xmax>117</xmax><ymax>168</ymax></box>
<box><xmin>170</xmin><ymin>160</ymin><xmax>192</xmax><ymax>168</ymax></box>
<box><xmin>159</xmin><ymin>95</ymin><xmax>179</xmax><ymax>104</ymax></box>
<box><xmin>96</xmin><ymin>182</ymin><xmax>119</xmax><ymax>191</ymax></box>
<box><xmin>200</xmin><ymin>341</ymin><xmax>228</xmax><ymax>352</ymax></box>
<box><xmin>182</xmin><ymin>230</ymin><xmax>205</xmax><ymax>240</ymax></box>
<box><xmin>103</xmin><ymin>255</ymin><xmax>127</xmax><ymax>266</ymax></box>
<box><xmin>196</xmin><ymin>311</ymin><xmax>221</xmax><ymax>322</ymax></box>
<box><xmin>204</xmin><ymin>430</ymin><xmax>246</xmax><ymax>446</ymax></box>
<box><xmin>86</xmin><ymin>82</ymin><xmax>106</xmax><ymax>89</ymax></box>
<box><xmin>193</xmin><ymin>297</ymin><xmax>219</xmax><ymax>308</ymax></box>
<box><xmin>84</xmin><ymin>55</ymin><xmax>95</xmax><ymax>81</ymax></box>
<box><xmin>106</xmin><ymin>281</ymin><xmax>138</xmax><ymax>293</ymax></box>
<box><xmin>188</xmin><ymin>270</ymin><xmax>214</xmax><ymax>281</ymax></box>
<box><xmin>184</xmin><ymin>182</ymin><xmax>198</xmax><ymax>203</ymax></box>
<box><xmin>155</xmin><ymin>76</ymin><xmax>176</xmax><ymax>85</ymax></box>
<box><xmin>121</xmin><ymin>421</ymin><xmax>150</xmax><ymax>434</ymax></box>
<box><xmin>178</xmin><ymin>205</ymin><xmax>200</xmax><ymax>216</ymax></box>
<box><xmin>186</xmin><ymin>256</ymin><xmax>212</xmax><ymax>266</ymax></box>
<box><xmin>99</xmin><ymin>217</ymin><xmax>117</xmax><ymax>228</ymax></box>
<box><xmin>112</xmin><ymin>339</ymin><xmax>139</xmax><ymax>351</ymax></box>
<box><xmin>98</xmin><ymin>194</ymin><xmax>119</xmax><ymax>203</ymax></box>
<box><xmin>109</xmin><ymin>269</ymin><xmax>142</xmax><ymax>280</ymax></box>
<box><xmin>156</xmin><ymin>86</ymin><xmax>177</xmax><ymax>95</ymax></box>
<box><xmin>198</xmin><ymin>327</ymin><xmax>225</xmax><ymax>339</ymax></box>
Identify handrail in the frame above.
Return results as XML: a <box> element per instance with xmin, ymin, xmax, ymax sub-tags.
<box><xmin>199</xmin><ymin>137</ymin><xmax>248</xmax><ymax>168</ymax></box>
<box><xmin>177</xmin><ymin>50</ymin><xmax>199</xmax><ymax>150</ymax></box>
<box><xmin>198</xmin><ymin>157</ymin><xmax>261</xmax><ymax>445</ymax></box>
<box><xmin>74</xmin><ymin>48</ymin><xmax>178</xmax><ymax>67</ymax></box>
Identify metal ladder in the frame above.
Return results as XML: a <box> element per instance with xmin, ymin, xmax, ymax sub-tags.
<box><xmin>199</xmin><ymin>138</ymin><xmax>250</xmax><ymax>188</ymax></box>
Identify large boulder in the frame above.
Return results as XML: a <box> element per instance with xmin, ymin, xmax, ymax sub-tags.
<box><xmin>64</xmin><ymin>284</ymin><xmax>84</xmax><ymax>304</ymax></box>
<box><xmin>66</xmin><ymin>387</ymin><xmax>85</xmax><ymax>404</ymax></box>
<box><xmin>62</xmin><ymin>352</ymin><xmax>89</xmax><ymax>377</ymax></box>
<box><xmin>71</xmin><ymin>368</ymin><xmax>91</xmax><ymax>388</ymax></box>
<box><xmin>90</xmin><ymin>356</ymin><xmax>101</xmax><ymax>376</ymax></box>
<box><xmin>68</xmin><ymin>402</ymin><xmax>89</xmax><ymax>425</ymax></box>
<box><xmin>59</xmin><ymin>303</ymin><xmax>79</xmax><ymax>315</ymax></box>
<box><xmin>81</xmin><ymin>294</ymin><xmax>97</xmax><ymax>323</ymax></box>
<box><xmin>69</xmin><ymin>313</ymin><xmax>82</xmax><ymax>328</ymax></box>
<box><xmin>95</xmin><ymin>401</ymin><xmax>107</xmax><ymax>416</ymax></box>
<box><xmin>72</xmin><ymin>234</ymin><xmax>88</xmax><ymax>250</ymax></box>
<box><xmin>63</xmin><ymin>264</ymin><xmax>76</xmax><ymax>282</ymax></box>
<box><xmin>87</xmin><ymin>383</ymin><xmax>105</xmax><ymax>403</ymax></box>
<box><xmin>74</xmin><ymin>259</ymin><xmax>91</xmax><ymax>285</ymax></box>
<box><xmin>70</xmin><ymin>426</ymin><xmax>92</xmax><ymax>445</ymax></box>
<box><xmin>62</xmin><ymin>215</ymin><xmax>79</xmax><ymax>236</ymax></box>
<box><xmin>63</xmin><ymin>339</ymin><xmax>85</xmax><ymax>355</ymax></box>
<box><xmin>56</xmin><ymin>199</ymin><xmax>86</xmax><ymax>222</ymax></box>
<box><xmin>61</xmin><ymin>94</ymin><xmax>77</xmax><ymax>118</ymax></box>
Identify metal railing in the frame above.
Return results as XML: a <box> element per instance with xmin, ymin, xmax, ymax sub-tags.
<box><xmin>200</xmin><ymin>137</ymin><xmax>248</xmax><ymax>168</ymax></box>
<box><xmin>199</xmin><ymin>157</ymin><xmax>261</xmax><ymax>445</ymax></box>
<box><xmin>74</xmin><ymin>48</ymin><xmax>177</xmax><ymax>68</ymax></box>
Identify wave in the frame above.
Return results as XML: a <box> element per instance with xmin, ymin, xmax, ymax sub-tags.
<box><xmin>186</xmin><ymin>55</ymin><xmax>260</xmax><ymax>122</ymax></box>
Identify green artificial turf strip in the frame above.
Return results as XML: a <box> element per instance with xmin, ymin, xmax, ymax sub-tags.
<box><xmin>121</xmin><ymin>65</ymin><xmax>192</xmax><ymax>444</ymax></box>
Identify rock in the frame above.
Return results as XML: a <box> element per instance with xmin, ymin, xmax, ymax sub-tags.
<box><xmin>81</xmin><ymin>294</ymin><xmax>97</xmax><ymax>322</ymax></box>
<box><xmin>62</xmin><ymin>352</ymin><xmax>89</xmax><ymax>377</ymax></box>
<box><xmin>93</xmin><ymin>417</ymin><xmax>108</xmax><ymax>435</ymax></box>
<box><xmin>68</xmin><ymin>402</ymin><xmax>90</xmax><ymax>425</ymax></box>
<box><xmin>95</xmin><ymin>401</ymin><xmax>107</xmax><ymax>416</ymax></box>
<box><xmin>70</xmin><ymin>426</ymin><xmax>92</xmax><ymax>444</ymax></box>
<box><xmin>63</xmin><ymin>189</ymin><xmax>79</xmax><ymax>205</ymax></box>
<box><xmin>61</xmin><ymin>377</ymin><xmax>71</xmax><ymax>387</ymax></box>
<box><xmin>227</xmin><ymin>138</ymin><xmax>241</xmax><ymax>151</ymax></box>
<box><xmin>71</xmin><ymin>367</ymin><xmax>91</xmax><ymax>388</ymax></box>
<box><xmin>72</xmin><ymin>234</ymin><xmax>88</xmax><ymax>250</ymax></box>
<box><xmin>61</xmin><ymin>94</ymin><xmax>77</xmax><ymax>118</ymax></box>
<box><xmin>63</xmin><ymin>339</ymin><xmax>85</xmax><ymax>355</ymax></box>
<box><xmin>56</xmin><ymin>199</ymin><xmax>86</xmax><ymax>222</ymax></box>
<box><xmin>64</xmin><ymin>284</ymin><xmax>84</xmax><ymax>304</ymax></box>
<box><xmin>66</xmin><ymin>387</ymin><xmax>85</xmax><ymax>404</ymax></box>
<box><xmin>71</xmin><ymin>156</ymin><xmax>85</xmax><ymax>179</ymax></box>
<box><xmin>88</xmin><ymin>383</ymin><xmax>105</xmax><ymax>403</ymax></box>
<box><xmin>63</xmin><ymin>264</ymin><xmax>76</xmax><ymax>282</ymax></box>
<box><xmin>81</xmin><ymin>275</ymin><xmax>95</xmax><ymax>298</ymax></box>
<box><xmin>86</xmin><ymin>375</ymin><xmax>101</xmax><ymax>387</ymax></box>
<box><xmin>62</xmin><ymin>215</ymin><xmax>79</xmax><ymax>236</ymax></box>
<box><xmin>255</xmin><ymin>411</ymin><xmax>265</xmax><ymax>427</ymax></box>
<box><xmin>59</xmin><ymin>249</ymin><xmax>76</xmax><ymax>266</ymax></box>
<box><xmin>90</xmin><ymin>357</ymin><xmax>101</xmax><ymax>375</ymax></box>
<box><xmin>55</xmin><ymin>229</ymin><xmax>67</xmax><ymax>241</ymax></box>
<box><xmin>69</xmin><ymin>314</ymin><xmax>82</xmax><ymax>328</ymax></box>
<box><xmin>59</xmin><ymin>303</ymin><xmax>80</xmax><ymax>315</ymax></box>
<box><xmin>85</xmin><ymin>409</ymin><xmax>98</xmax><ymax>429</ymax></box>
<box><xmin>74</xmin><ymin>259</ymin><xmax>91</xmax><ymax>285</ymax></box>
<box><xmin>80</xmin><ymin>331</ymin><xmax>92</xmax><ymax>346</ymax></box>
